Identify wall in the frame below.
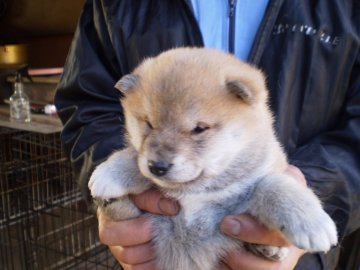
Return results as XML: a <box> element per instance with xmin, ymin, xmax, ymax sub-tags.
<box><xmin>0</xmin><ymin>0</ymin><xmax>85</xmax><ymax>68</ymax></box>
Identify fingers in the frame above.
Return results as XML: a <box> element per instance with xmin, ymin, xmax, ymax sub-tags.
<box><xmin>98</xmin><ymin>210</ymin><xmax>157</xmax><ymax>269</ymax></box>
<box><xmin>97</xmin><ymin>188</ymin><xmax>179</xmax><ymax>269</ymax></box>
<box><xmin>221</xmin><ymin>245</ymin><xmax>305</xmax><ymax>270</ymax></box>
<box><xmin>220</xmin><ymin>214</ymin><xmax>306</xmax><ymax>270</ymax></box>
<box><xmin>98</xmin><ymin>187</ymin><xmax>179</xmax><ymax>247</ymax></box>
<box><xmin>222</xmin><ymin>247</ymin><xmax>278</xmax><ymax>270</ymax></box>
<box><xmin>109</xmin><ymin>242</ymin><xmax>156</xmax><ymax>265</ymax></box>
<box><xmin>120</xmin><ymin>259</ymin><xmax>157</xmax><ymax>270</ymax></box>
<box><xmin>220</xmin><ymin>214</ymin><xmax>289</xmax><ymax>246</ymax></box>
<box><xmin>129</xmin><ymin>188</ymin><xmax>180</xmax><ymax>215</ymax></box>
<box><xmin>98</xmin><ymin>210</ymin><xmax>152</xmax><ymax>246</ymax></box>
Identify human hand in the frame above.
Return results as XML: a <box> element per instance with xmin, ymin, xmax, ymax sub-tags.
<box><xmin>218</xmin><ymin>164</ymin><xmax>307</xmax><ymax>270</ymax></box>
<box><xmin>98</xmin><ymin>165</ymin><xmax>306</xmax><ymax>270</ymax></box>
<box><xmin>97</xmin><ymin>188</ymin><xmax>180</xmax><ymax>270</ymax></box>
<box><xmin>219</xmin><ymin>214</ymin><xmax>305</xmax><ymax>270</ymax></box>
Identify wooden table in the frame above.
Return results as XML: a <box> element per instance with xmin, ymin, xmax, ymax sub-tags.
<box><xmin>0</xmin><ymin>105</ymin><xmax>62</xmax><ymax>134</ymax></box>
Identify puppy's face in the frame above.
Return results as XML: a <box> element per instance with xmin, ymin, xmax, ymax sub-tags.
<box><xmin>116</xmin><ymin>48</ymin><xmax>269</xmax><ymax>189</ymax></box>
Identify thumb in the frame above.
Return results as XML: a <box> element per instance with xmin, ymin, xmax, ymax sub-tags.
<box><xmin>220</xmin><ymin>214</ymin><xmax>289</xmax><ymax>246</ymax></box>
<box><xmin>129</xmin><ymin>187</ymin><xmax>180</xmax><ymax>215</ymax></box>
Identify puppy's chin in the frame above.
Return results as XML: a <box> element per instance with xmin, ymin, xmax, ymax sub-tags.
<box><xmin>149</xmin><ymin>177</ymin><xmax>190</xmax><ymax>189</ymax></box>
<box><xmin>140</xmin><ymin>168</ymin><xmax>204</xmax><ymax>189</ymax></box>
<box><xmin>147</xmin><ymin>172</ymin><xmax>204</xmax><ymax>190</ymax></box>
<box><xmin>138</xmin><ymin>156</ymin><xmax>204</xmax><ymax>189</ymax></box>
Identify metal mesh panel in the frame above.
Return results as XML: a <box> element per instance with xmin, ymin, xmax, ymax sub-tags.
<box><xmin>0</xmin><ymin>128</ymin><xmax>118</xmax><ymax>270</ymax></box>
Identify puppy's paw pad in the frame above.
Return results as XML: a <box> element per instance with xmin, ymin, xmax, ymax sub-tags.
<box><xmin>245</xmin><ymin>244</ymin><xmax>289</xmax><ymax>261</ymax></box>
<box><xmin>93</xmin><ymin>197</ymin><xmax>118</xmax><ymax>208</ymax></box>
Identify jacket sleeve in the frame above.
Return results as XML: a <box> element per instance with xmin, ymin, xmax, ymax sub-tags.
<box><xmin>289</xmin><ymin>51</ymin><xmax>360</xmax><ymax>242</ymax></box>
<box><xmin>54</xmin><ymin>0</ymin><xmax>127</xmax><ymax>203</ymax></box>
<box><xmin>54</xmin><ymin>0</ymin><xmax>203</xmax><ymax>204</ymax></box>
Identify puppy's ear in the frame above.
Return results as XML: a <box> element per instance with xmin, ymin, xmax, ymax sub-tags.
<box><xmin>226</xmin><ymin>80</ymin><xmax>255</xmax><ymax>104</ymax></box>
<box><xmin>115</xmin><ymin>74</ymin><xmax>139</xmax><ymax>94</ymax></box>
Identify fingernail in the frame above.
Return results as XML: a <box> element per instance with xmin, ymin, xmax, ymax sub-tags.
<box><xmin>221</xmin><ymin>216</ymin><xmax>241</xmax><ymax>236</ymax></box>
<box><xmin>158</xmin><ymin>197</ymin><xmax>180</xmax><ymax>215</ymax></box>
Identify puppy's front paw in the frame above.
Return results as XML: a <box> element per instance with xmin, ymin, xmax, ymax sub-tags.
<box><xmin>252</xmin><ymin>174</ymin><xmax>338</xmax><ymax>253</ymax></box>
<box><xmin>89</xmin><ymin>163</ymin><xmax>127</xmax><ymax>199</ymax></box>
<box><xmin>98</xmin><ymin>196</ymin><xmax>142</xmax><ymax>220</ymax></box>
<box><xmin>245</xmin><ymin>243</ymin><xmax>289</xmax><ymax>261</ymax></box>
<box><xmin>285</xmin><ymin>208</ymin><xmax>338</xmax><ymax>252</ymax></box>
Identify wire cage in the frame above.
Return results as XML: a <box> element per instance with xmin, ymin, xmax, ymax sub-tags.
<box><xmin>1</xmin><ymin>126</ymin><xmax>359</xmax><ymax>270</ymax></box>
<box><xmin>0</xmin><ymin>127</ymin><xmax>118</xmax><ymax>270</ymax></box>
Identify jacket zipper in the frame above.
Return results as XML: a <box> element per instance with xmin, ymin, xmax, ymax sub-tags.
<box><xmin>228</xmin><ymin>0</ymin><xmax>237</xmax><ymax>54</ymax></box>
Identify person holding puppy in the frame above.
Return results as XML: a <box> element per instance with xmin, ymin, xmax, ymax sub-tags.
<box><xmin>55</xmin><ymin>1</ymin><xmax>360</xmax><ymax>269</ymax></box>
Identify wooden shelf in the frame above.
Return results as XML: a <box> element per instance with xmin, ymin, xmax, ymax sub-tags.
<box><xmin>0</xmin><ymin>105</ymin><xmax>62</xmax><ymax>134</ymax></box>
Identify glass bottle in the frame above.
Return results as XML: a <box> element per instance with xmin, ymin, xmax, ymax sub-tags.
<box><xmin>9</xmin><ymin>72</ymin><xmax>31</xmax><ymax>122</ymax></box>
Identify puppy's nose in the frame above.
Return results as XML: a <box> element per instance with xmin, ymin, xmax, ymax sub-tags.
<box><xmin>148</xmin><ymin>160</ymin><xmax>172</xmax><ymax>176</ymax></box>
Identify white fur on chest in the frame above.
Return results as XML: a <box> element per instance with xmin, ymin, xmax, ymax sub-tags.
<box><xmin>175</xmin><ymin>181</ymin><xmax>252</xmax><ymax>225</ymax></box>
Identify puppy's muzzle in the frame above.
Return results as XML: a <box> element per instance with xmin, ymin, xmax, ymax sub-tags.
<box><xmin>148</xmin><ymin>160</ymin><xmax>173</xmax><ymax>176</ymax></box>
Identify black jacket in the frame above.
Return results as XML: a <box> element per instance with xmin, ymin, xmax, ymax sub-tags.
<box><xmin>54</xmin><ymin>0</ymin><xmax>360</xmax><ymax>269</ymax></box>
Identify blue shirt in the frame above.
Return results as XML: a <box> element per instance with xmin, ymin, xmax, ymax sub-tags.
<box><xmin>190</xmin><ymin>0</ymin><xmax>269</xmax><ymax>61</ymax></box>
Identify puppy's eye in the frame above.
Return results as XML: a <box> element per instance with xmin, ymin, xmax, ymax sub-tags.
<box><xmin>191</xmin><ymin>124</ymin><xmax>210</xmax><ymax>135</ymax></box>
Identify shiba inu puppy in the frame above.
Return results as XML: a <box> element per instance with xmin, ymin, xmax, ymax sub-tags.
<box><xmin>89</xmin><ymin>48</ymin><xmax>337</xmax><ymax>270</ymax></box>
